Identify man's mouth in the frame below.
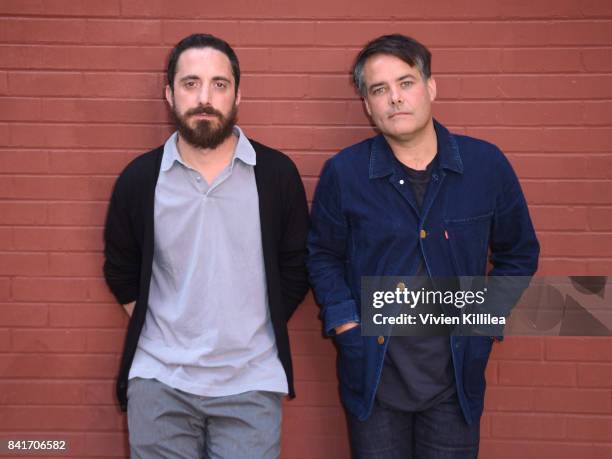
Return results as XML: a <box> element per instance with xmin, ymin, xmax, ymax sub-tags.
<box><xmin>389</xmin><ymin>111</ymin><xmax>412</xmax><ymax>119</ymax></box>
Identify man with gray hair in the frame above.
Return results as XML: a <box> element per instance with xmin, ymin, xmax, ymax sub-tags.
<box><xmin>308</xmin><ymin>34</ymin><xmax>539</xmax><ymax>457</ymax></box>
<box><xmin>104</xmin><ymin>33</ymin><xmax>309</xmax><ymax>458</ymax></box>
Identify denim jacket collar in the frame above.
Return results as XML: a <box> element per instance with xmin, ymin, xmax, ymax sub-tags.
<box><xmin>369</xmin><ymin>118</ymin><xmax>464</xmax><ymax>179</ymax></box>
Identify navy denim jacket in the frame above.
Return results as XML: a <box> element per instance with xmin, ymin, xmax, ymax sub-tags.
<box><xmin>307</xmin><ymin>119</ymin><xmax>539</xmax><ymax>424</ymax></box>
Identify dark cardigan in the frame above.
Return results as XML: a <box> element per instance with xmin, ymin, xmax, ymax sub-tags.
<box><xmin>103</xmin><ymin>139</ymin><xmax>310</xmax><ymax>410</ymax></box>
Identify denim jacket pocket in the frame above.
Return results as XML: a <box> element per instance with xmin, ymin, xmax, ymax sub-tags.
<box><xmin>334</xmin><ymin>325</ymin><xmax>365</xmax><ymax>394</ymax></box>
<box><xmin>444</xmin><ymin>211</ymin><xmax>493</xmax><ymax>275</ymax></box>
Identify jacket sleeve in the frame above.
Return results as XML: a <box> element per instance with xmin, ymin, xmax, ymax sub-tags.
<box><xmin>470</xmin><ymin>150</ymin><xmax>540</xmax><ymax>336</ymax></box>
<box><xmin>279</xmin><ymin>159</ymin><xmax>310</xmax><ymax>320</ymax></box>
<box><xmin>489</xmin><ymin>150</ymin><xmax>540</xmax><ymax>277</ymax></box>
<box><xmin>103</xmin><ymin>172</ymin><xmax>141</xmax><ymax>305</ymax></box>
<box><xmin>307</xmin><ymin>159</ymin><xmax>359</xmax><ymax>335</ymax></box>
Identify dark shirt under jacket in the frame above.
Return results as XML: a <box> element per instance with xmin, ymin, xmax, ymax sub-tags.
<box><xmin>376</xmin><ymin>156</ymin><xmax>456</xmax><ymax>412</ymax></box>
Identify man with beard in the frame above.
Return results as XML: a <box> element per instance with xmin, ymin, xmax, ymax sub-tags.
<box><xmin>103</xmin><ymin>34</ymin><xmax>309</xmax><ymax>458</ymax></box>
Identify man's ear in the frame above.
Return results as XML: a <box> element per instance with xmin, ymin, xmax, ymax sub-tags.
<box><xmin>165</xmin><ymin>84</ymin><xmax>174</xmax><ymax>108</ymax></box>
<box><xmin>427</xmin><ymin>76</ymin><xmax>437</xmax><ymax>102</ymax></box>
<box><xmin>235</xmin><ymin>87</ymin><xmax>242</xmax><ymax>107</ymax></box>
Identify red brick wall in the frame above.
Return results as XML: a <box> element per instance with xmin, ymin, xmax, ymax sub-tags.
<box><xmin>1</xmin><ymin>1</ymin><xmax>611</xmax><ymax>457</ymax></box>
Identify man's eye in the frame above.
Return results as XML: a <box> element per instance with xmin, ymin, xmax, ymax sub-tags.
<box><xmin>401</xmin><ymin>81</ymin><xmax>413</xmax><ymax>88</ymax></box>
<box><xmin>372</xmin><ymin>87</ymin><xmax>385</xmax><ymax>95</ymax></box>
<box><xmin>184</xmin><ymin>81</ymin><xmax>196</xmax><ymax>88</ymax></box>
<box><xmin>215</xmin><ymin>81</ymin><xmax>227</xmax><ymax>89</ymax></box>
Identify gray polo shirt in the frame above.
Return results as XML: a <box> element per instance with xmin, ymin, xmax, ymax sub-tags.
<box><xmin>128</xmin><ymin>127</ymin><xmax>288</xmax><ymax>396</ymax></box>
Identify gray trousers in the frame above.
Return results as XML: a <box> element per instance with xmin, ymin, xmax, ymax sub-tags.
<box><xmin>127</xmin><ymin>378</ymin><xmax>283</xmax><ymax>459</ymax></box>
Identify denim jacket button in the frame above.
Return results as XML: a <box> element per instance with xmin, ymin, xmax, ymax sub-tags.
<box><xmin>377</xmin><ymin>336</ymin><xmax>385</xmax><ymax>345</ymax></box>
<box><xmin>420</xmin><ymin>229</ymin><xmax>427</xmax><ymax>239</ymax></box>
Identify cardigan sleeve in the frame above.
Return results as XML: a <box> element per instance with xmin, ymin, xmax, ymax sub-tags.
<box><xmin>103</xmin><ymin>171</ymin><xmax>142</xmax><ymax>305</ymax></box>
<box><xmin>279</xmin><ymin>158</ymin><xmax>310</xmax><ymax>320</ymax></box>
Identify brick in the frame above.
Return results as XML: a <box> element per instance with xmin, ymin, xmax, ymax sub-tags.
<box><xmin>499</xmin><ymin>102</ymin><xmax>587</xmax><ymax>127</ymax></box>
<box><xmin>0</xmin><ymin>381</ymin><xmax>83</xmax><ymax>405</ymax></box>
<box><xmin>48</xmin><ymin>303</ymin><xmax>126</xmax><ymax>328</ymax></box>
<box><xmin>241</xmin><ymin>101</ymin><xmax>351</xmax><ymax>126</ymax></box>
<box><xmin>241</xmin><ymin>75</ymin><xmax>309</xmax><ymax>99</ymax></box>
<box><xmin>236</xmin><ymin>22</ymin><xmax>316</xmax><ymax>46</ymax></box>
<box><xmin>0</xmin><ymin>278</ymin><xmax>10</xmax><ymax>301</ymax></box>
<box><xmin>161</xmin><ymin>20</ymin><xmax>239</xmax><ymax>45</ymax></box>
<box><xmin>13</xmin><ymin>227</ymin><xmax>103</xmax><ymax>251</ymax></box>
<box><xmin>498</xmin><ymin>361</ymin><xmax>576</xmax><ymax>387</ymax></box>
<box><xmin>283</xmin><ymin>406</ymin><xmax>346</xmax><ymax>437</ymax></box>
<box><xmin>0</xmin><ymin>176</ymin><xmax>114</xmax><ymax>201</ymax></box>
<box><xmin>0</xmin><ymin>303</ymin><xmax>48</xmax><ymax>326</ymax></box>
<box><xmin>589</xmin><ymin>207</ymin><xmax>612</xmax><ymax>231</ymax></box>
<box><xmin>0</xmin><ymin>328</ymin><xmax>9</xmax><ymax>351</ymax></box>
<box><xmin>510</xmin><ymin>155</ymin><xmax>612</xmax><ymax>180</ymax></box>
<box><xmin>291</xmin><ymin>380</ymin><xmax>340</xmax><ymax>407</ymax></box>
<box><xmin>306</xmin><ymin>75</ymin><xmax>356</xmax><ymax>100</ymax></box>
<box><xmin>578</xmin><ymin>363</ymin><xmax>612</xmax><ymax>388</ymax></box>
<box><xmin>0</xmin><ymin>44</ymin><xmax>166</xmax><ymax>71</ymax></box>
<box><xmin>0</xmin><ymin>0</ymin><xmax>121</xmax><ymax>16</ymax></box>
<box><xmin>85</xmin><ymin>328</ymin><xmax>125</xmax><ymax>353</ymax></box>
<box><xmin>84</xmin><ymin>20</ymin><xmax>162</xmax><ymax>45</ymax></box>
<box><xmin>546</xmin><ymin>337</ymin><xmax>612</xmax><ymax>362</ymax></box>
<box><xmin>289</xmin><ymin>330</ymin><xmax>334</xmax><ymax>356</ymax></box>
<box><xmin>292</xmin><ymin>153</ymin><xmax>329</xmax><ymax>177</ymax></box>
<box><xmin>0</xmin><ymin>202</ymin><xmax>48</xmax><ymax>225</ymax></box>
<box><xmin>0</xmin><ymin>227</ymin><xmax>14</xmax><ymax>250</ymax></box>
<box><xmin>315</xmin><ymin>20</ymin><xmax>612</xmax><ymax>46</ymax></box>
<box><xmin>48</xmin><ymin>253</ymin><xmax>104</xmax><ymax>277</ymax></box>
<box><xmin>0</xmin><ymin>18</ymin><xmax>86</xmax><ymax>43</ymax></box>
<box><xmin>0</xmin><ymin>97</ymin><xmax>41</xmax><ymax>121</ymax></box>
<box><xmin>0</xmin><ymin>406</ymin><xmax>123</xmax><ymax>431</ymax></box>
<box><xmin>82</xmin><ymin>72</ymin><xmax>164</xmax><ymax>98</ymax></box>
<box><xmin>539</xmin><ymin>234</ymin><xmax>612</xmax><ymax>257</ymax></box>
<box><xmin>588</xmin><ymin>259</ymin><xmax>612</xmax><ymax>275</ymax></box>
<box><xmin>480</xmin><ymin>439</ymin><xmax>610</xmax><ymax>459</ymax></box>
<box><xmin>292</xmin><ymin>355</ymin><xmax>337</xmax><ymax>382</ymax></box>
<box><xmin>523</xmin><ymin>181</ymin><xmax>612</xmax><ymax>205</ymax></box>
<box><xmin>0</xmin><ymin>149</ymin><xmax>49</xmax><ymax>173</ymax></box>
<box><xmin>84</xmin><ymin>432</ymin><xmax>129</xmax><ymax>457</ymax></box>
<box><xmin>502</xmin><ymin>48</ymin><xmax>584</xmax><ymax>73</ymax></box>
<box><xmin>48</xmin><ymin>150</ymin><xmax>133</xmax><ymax>175</ymax></box>
<box><xmin>9</xmin><ymin>123</ymin><xmax>171</xmax><ymax>149</ymax></box>
<box><xmin>530</xmin><ymin>206</ymin><xmax>587</xmax><ymax>231</ymax></box>
<box><xmin>11</xmin><ymin>278</ymin><xmax>91</xmax><ymax>301</ymax></box>
<box><xmin>0</xmin><ymin>353</ymin><xmax>119</xmax><ymax>378</ymax></box>
<box><xmin>490</xmin><ymin>337</ymin><xmax>543</xmax><ymax>360</ymax></box>
<box><xmin>537</xmin><ymin>258</ymin><xmax>589</xmax><ymax>276</ymax></box>
<box><xmin>584</xmin><ymin>101</ymin><xmax>612</xmax><ymax>126</ymax></box>
<box><xmin>288</xmin><ymin>295</ymin><xmax>322</xmax><ymax>331</ymax></box>
<box><xmin>456</xmin><ymin>75</ymin><xmax>612</xmax><ymax>101</ymax></box>
<box><xmin>83</xmin><ymin>380</ymin><xmax>116</xmax><ymax>404</ymax></box>
<box><xmin>533</xmin><ymin>387</ymin><xmax>612</xmax><ymax>414</ymax></box>
<box><xmin>86</xmin><ymin>278</ymin><xmax>117</xmax><ymax>302</ymax></box>
<box><xmin>48</xmin><ymin>202</ymin><xmax>109</xmax><ymax>226</ymax></box>
<box><xmin>0</xmin><ymin>252</ymin><xmax>48</xmax><ymax>276</ymax></box>
<box><xmin>11</xmin><ymin>328</ymin><xmax>88</xmax><ymax>352</ymax></box>
<box><xmin>567</xmin><ymin>416</ymin><xmax>612</xmax><ymax>441</ymax></box>
<box><xmin>282</xmin><ymin>434</ymin><xmax>350</xmax><ymax>459</ymax></box>
<box><xmin>583</xmin><ymin>48</ymin><xmax>612</xmax><ymax>72</ymax></box>
<box><xmin>41</xmin><ymin>99</ymin><xmax>168</xmax><ymax>123</ymax></box>
<box><xmin>467</xmin><ymin>127</ymin><xmax>612</xmax><ymax>153</ymax></box>
<box><xmin>490</xmin><ymin>413</ymin><xmax>566</xmax><ymax>440</ymax></box>
<box><xmin>7</xmin><ymin>71</ymin><xmax>84</xmax><ymax>97</ymax></box>
<box><xmin>484</xmin><ymin>387</ymin><xmax>534</xmax><ymax>412</ymax></box>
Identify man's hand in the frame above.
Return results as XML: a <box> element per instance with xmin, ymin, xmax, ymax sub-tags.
<box><xmin>122</xmin><ymin>301</ymin><xmax>135</xmax><ymax>317</ymax></box>
<box><xmin>335</xmin><ymin>321</ymin><xmax>359</xmax><ymax>335</ymax></box>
